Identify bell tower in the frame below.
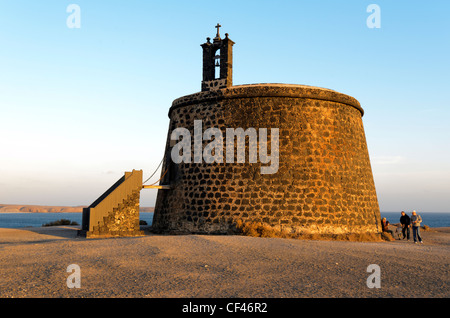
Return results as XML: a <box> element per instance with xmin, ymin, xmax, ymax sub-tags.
<box><xmin>201</xmin><ymin>24</ymin><xmax>235</xmax><ymax>91</ymax></box>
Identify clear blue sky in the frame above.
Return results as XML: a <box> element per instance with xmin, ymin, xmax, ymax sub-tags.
<box><xmin>0</xmin><ymin>1</ymin><xmax>449</xmax><ymax>212</ymax></box>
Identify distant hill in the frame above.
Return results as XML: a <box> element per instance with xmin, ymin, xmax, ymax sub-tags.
<box><xmin>140</xmin><ymin>207</ymin><xmax>155</xmax><ymax>212</ymax></box>
<box><xmin>0</xmin><ymin>204</ymin><xmax>154</xmax><ymax>213</ymax></box>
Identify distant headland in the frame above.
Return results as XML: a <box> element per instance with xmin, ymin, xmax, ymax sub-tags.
<box><xmin>0</xmin><ymin>204</ymin><xmax>154</xmax><ymax>213</ymax></box>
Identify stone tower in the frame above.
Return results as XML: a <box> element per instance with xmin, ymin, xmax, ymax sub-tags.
<box><xmin>152</xmin><ymin>26</ymin><xmax>381</xmax><ymax>236</ymax></box>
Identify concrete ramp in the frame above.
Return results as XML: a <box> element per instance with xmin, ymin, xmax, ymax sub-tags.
<box><xmin>79</xmin><ymin>170</ymin><xmax>144</xmax><ymax>238</ymax></box>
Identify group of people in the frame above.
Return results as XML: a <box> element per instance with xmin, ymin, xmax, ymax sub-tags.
<box><xmin>381</xmin><ymin>210</ymin><xmax>423</xmax><ymax>243</ymax></box>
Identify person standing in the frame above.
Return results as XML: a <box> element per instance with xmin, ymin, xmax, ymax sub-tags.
<box><xmin>399</xmin><ymin>211</ymin><xmax>411</xmax><ymax>240</ymax></box>
<box><xmin>410</xmin><ymin>210</ymin><xmax>423</xmax><ymax>244</ymax></box>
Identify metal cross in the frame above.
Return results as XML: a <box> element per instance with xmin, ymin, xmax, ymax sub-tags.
<box><xmin>215</xmin><ymin>23</ymin><xmax>221</xmax><ymax>37</ymax></box>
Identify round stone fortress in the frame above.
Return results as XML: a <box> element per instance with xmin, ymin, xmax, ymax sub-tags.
<box><xmin>152</xmin><ymin>27</ymin><xmax>381</xmax><ymax>236</ymax></box>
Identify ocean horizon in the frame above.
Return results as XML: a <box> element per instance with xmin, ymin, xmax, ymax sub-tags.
<box><xmin>0</xmin><ymin>212</ymin><xmax>155</xmax><ymax>229</ymax></box>
<box><xmin>0</xmin><ymin>211</ymin><xmax>449</xmax><ymax>229</ymax></box>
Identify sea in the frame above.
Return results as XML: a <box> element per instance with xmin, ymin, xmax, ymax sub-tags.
<box><xmin>380</xmin><ymin>212</ymin><xmax>450</xmax><ymax>228</ymax></box>
<box><xmin>0</xmin><ymin>212</ymin><xmax>155</xmax><ymax>229</ymax></box>
<box><xmin>0</xmin><ymin>211</ymin><xmax>449</xmax><ymax>229</ymax></box>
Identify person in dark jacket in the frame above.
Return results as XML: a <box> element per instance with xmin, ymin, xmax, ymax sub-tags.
<box><xmin>399</xmin><ymin>211</ymin><xmax>411</xmax><ymax>240</ymax></box>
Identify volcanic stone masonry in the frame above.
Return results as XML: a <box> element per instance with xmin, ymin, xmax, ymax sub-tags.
<box><xmin>152</xmin><ymin>27</ymin><xmax>381</xmax><ymax>236</ymax></box>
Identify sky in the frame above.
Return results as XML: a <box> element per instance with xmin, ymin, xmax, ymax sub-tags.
<box><xmin>0</xmin><ymin>0</ymin><xmax>449</xmax><ymax>212</ymax></box>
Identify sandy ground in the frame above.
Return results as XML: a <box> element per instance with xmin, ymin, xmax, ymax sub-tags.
<box><xmin>0</xmin><ymin>226</ymin><xmax>449</xmax><ymax>298</ymax></box>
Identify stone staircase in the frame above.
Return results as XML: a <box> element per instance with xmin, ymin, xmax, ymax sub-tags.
<box><xmin>79</xmin><ymin>170</ymin><xmax>144</xmax><ymax>238</ymax></box>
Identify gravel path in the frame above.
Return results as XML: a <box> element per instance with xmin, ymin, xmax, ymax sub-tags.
<box><xmin>0</xmin><ymin>226</ymin><xmax>449</xmax><ymax>298</ymax></box>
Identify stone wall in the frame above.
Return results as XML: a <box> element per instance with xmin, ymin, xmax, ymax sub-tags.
<box><xmin>153</xmin><ymin>84</ymin><xmax>381</xmax><ymax>235</ymax></box>
<box><xmin>86</xmin><ymin>190</ymin><xmax>143</xmax><ymax>238</ymax></box>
